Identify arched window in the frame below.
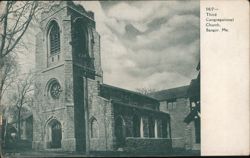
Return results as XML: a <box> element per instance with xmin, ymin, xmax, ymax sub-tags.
<box><xmin>162</xmin><ymin>119</ymin><xmax>168</xmax><ymax>138</ymax></box>
<box><xmin>157</xmin><ymin>119</ymin><xmax>162</xmax><ymax>138</ymax></box>
<box><xmin>49</xmin><ymin>21</ymin><xmax>60</xmax><ymax>55</ymax></box>
<box><xmin>73</xmin><ymin>19</ymin><xmax>88</xmax><ymax>58</ymax></box>
<box><xmin>72</xmin><ymin>18</ymin><xmax>95</xmax><ymax>70</ymax></box>
<box><xmin>148</xmin><ymin>117</ymin><xmax>155</xmax><ymax>138</ymax></box>
<box><xmin>115</xmin><ymin>116</ymin><xmax>126</xmax><ymax>147</ymax></box>
<box><xmin>133</xmin><ymin>115</ymin><xmax>140</xmax><ymax>137</ymax></box>
<box><xmin>90</xmin><ymin>118</ymin><xmax>99</xmax><ymax>138</ymax></box>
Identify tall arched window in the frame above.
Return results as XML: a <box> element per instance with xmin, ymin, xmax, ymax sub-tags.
<box><xmin>73</xmin><ymin>19</ymin><xmax>88</xmax><ymax>58</ymax></box>
<box><xmin>133</xmin><ymin>115</ymin><xmax>140</xmax><ymax>137</ymax></box>
<box><xmin>49</xmin><ymin>21</ymin><xmax>60</xmax><ymax>55</ymax></box>
<box><xmin>90</xmin><ymin>117</ymin><xmax>99</xmax><ymax>138</ymax></box>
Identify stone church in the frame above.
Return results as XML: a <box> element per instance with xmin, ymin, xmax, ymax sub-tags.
<box><xmin>32</xmin><ymin>1</ymin><xmax>171</xmax><ymax>153</ymax></box>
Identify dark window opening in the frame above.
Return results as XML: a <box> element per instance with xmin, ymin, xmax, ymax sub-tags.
<box><xmin>51</xmin><ymin>120</ymin><xmax>62</xmax><ymax>148</ymax></box>
<box><xmin>73</xmin><ymin>20</ymin><xmax>88</xmax><ymax>59</ymax></box>
<box><xmin>148</xmin><ymin>117</ymin><xmax>155</xmax><ymax>138</ymax></box>
<box><xmin>162</xmin><ymin>121</ymin><xmax>168</xmax><ymax>138</ymax></box>
<box><xmin>142</xmin><ymin>117</ymin><xmax>149</xmax><ymax>137</ymax></box>
<box><xmin>157</xmin><ymin>120</ymin><xmax>162</xmax><ymax>138</ymax></box>
<box><xmin>115</xmin><ymin>116</ymin><xmax>125</xmax><ymax>147</ymax></box>
<box><xmin>133</xmin><ymin>115</ymin><xmax>140</xmax><ymax>137</ymax></box>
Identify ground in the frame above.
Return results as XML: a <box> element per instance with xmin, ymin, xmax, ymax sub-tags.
<box><xmin>3</xmin><ymin>150</ymin><xmax>200</xmax><ymax>157</ymax></box>
<box><xmin>2</xmin><ymin>142</ymin><xmax>200</xmax><ymax>157</ymax></box>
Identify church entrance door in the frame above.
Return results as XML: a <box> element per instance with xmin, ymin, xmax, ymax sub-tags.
<box><xmin>51</xmin><ymin>121</ymin><xmax>62</xmax><ymax>148</ymax></box>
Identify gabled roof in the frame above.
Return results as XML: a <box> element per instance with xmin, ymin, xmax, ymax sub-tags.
<box><xmin>101</xmin><ymin>84</ymin><xmax>158</xmax><ymax>103</ymax></box>
<box><xmin>149</xmin><ymin>85</ymin><xmax>189</xmax><ymax>101</ymax></box>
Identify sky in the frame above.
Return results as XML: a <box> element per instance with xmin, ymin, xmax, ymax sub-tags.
<box><xmin>20</xmin><ymin>0</ymin><xmax>200</xmax><ymax>92</ymax></box>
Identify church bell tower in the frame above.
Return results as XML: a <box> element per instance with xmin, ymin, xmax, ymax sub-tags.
<box><xmin>32</xmin><ymin>1</ymin><xmax>102</xmax><ymax>151</ymax></box>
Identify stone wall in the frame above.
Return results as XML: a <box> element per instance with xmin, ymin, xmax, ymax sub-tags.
<box><xmin>160</xmin><ymin>98</ymin><xmax>193</xmax><ymax>150</ymax></box>
<box><xmin>32</xmin><ymin>62</ymin><xmax>77</xmax><ymax>151</ymax></box>
<box><xmin>124</xmin><ymin>138</ymin><xmax>172</xmax><ymax>154</ymax></box>
<box><xmin>87</xmin><ymin>79</ymin><xmax>115</xmax><ymax>151</ymax></box>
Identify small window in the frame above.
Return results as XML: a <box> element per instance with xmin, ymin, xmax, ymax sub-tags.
<box><xmin>167</xmin><ymin>100</ymin><xmax>177</xmax><ymax>110</ymax></box>
<box><xmin>167</xmin><ymin>102</ymin><xmax>172</xmax><ymax>110</ymax></box>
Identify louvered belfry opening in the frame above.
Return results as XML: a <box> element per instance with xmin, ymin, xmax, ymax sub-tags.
<box><xmin>49</xmin><ymin>21</ymin><xmax>60</xmax><ymax>55</ymax></box>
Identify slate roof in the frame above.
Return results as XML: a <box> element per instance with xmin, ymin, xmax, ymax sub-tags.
<box><xmin>149</xmin><ymin>85</ymin><xmax>189</xmax><ymax>101</ymax></box>
<box><xmin>101</xmin><ymin>84</ymin><xmax>158</xmax><ymax>103</ymax></box>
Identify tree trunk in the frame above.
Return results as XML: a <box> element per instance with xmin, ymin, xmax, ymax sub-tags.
<box><xmin>17</xmin><ymin>108</ymin><xmax>21</xmax><ymax>140</ymax></box>
<box><xmin>0</xmin><ymin>58</ymin><xmax>3</xmax><ymax>114</ymax></box>
<box><xmin>3</xmin><ymin>117</ymin><xmax>8</xmax><ymax>145</ymax></box>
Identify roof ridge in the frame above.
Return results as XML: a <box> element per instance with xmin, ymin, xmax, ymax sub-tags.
<box><xmin>101</xmin><ymin>83</ymin><xmax>158</xmax><ymax>101</ymax></box>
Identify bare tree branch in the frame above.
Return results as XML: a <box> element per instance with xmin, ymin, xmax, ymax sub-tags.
<box><xmin>0</xmin><ymin>1</ymin><xmax>38</xmax><ymax>58</ymax></box>
<box><xmin>3</xmin><ymin>2</ymin><xmax>38</xmax><ymax>57</ymax></box>
<box><xmin>0</xmin><ymin>2</ymin><xmax>10</xmax><ymax>57</ymax></box>
<box><xmin>136</xmin><ymin>88</ymin><xmax>157</xmax><ymax>95</ymax></box>
<box><xmin>0</xmin><ymin>54</ymin><xmax>17</xmax><ymax>110</ymax></box>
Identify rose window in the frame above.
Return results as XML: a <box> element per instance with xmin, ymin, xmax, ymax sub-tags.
<box><xmin>49</xmin><ymin>81</ymin><xmax>61</xmax><ymax>99</ymax></box>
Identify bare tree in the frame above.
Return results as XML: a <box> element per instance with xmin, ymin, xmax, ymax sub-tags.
<box><xmin>136</xmin><ymin>87</ymin><xmax>157</xmax><ymax>95</ymax></box>
<box><xmin>0</xmin><ymin>0</ymin><xmax>59</xmax><ymax>108</ymax></box>
<box><xmin>0</xmin><ymin>1</ymin><xmax>39</xmax><ymax>116</ymax></box>
<box><xmin>0</xmin><ymin>54</ymin><xmax>17</xmax><ymax>112</ymax></box>
<box><xmin>9</xmin><ymin>72</ymin><xmax>34</xmax><ymax>140</ymax></box>
<box><xmin>0</xmin><ymin>1</ymin><xmax>55</xmax><ymax>143</ymax></box>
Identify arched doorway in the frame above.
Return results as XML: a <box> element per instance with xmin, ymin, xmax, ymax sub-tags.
<box><xmin>45</xmin><ymin>119</ymin><xmax>62</xmax><ymax>149</ymax></box>
<box><xmin>51</xmin><ymin>120</ymin><xmax>62</xmax><ymax>148</ymax></box>
<box><xmin>115</xmin><ymin>116</ymin><xmax>125</xmax><ymax>148</ymax></box>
